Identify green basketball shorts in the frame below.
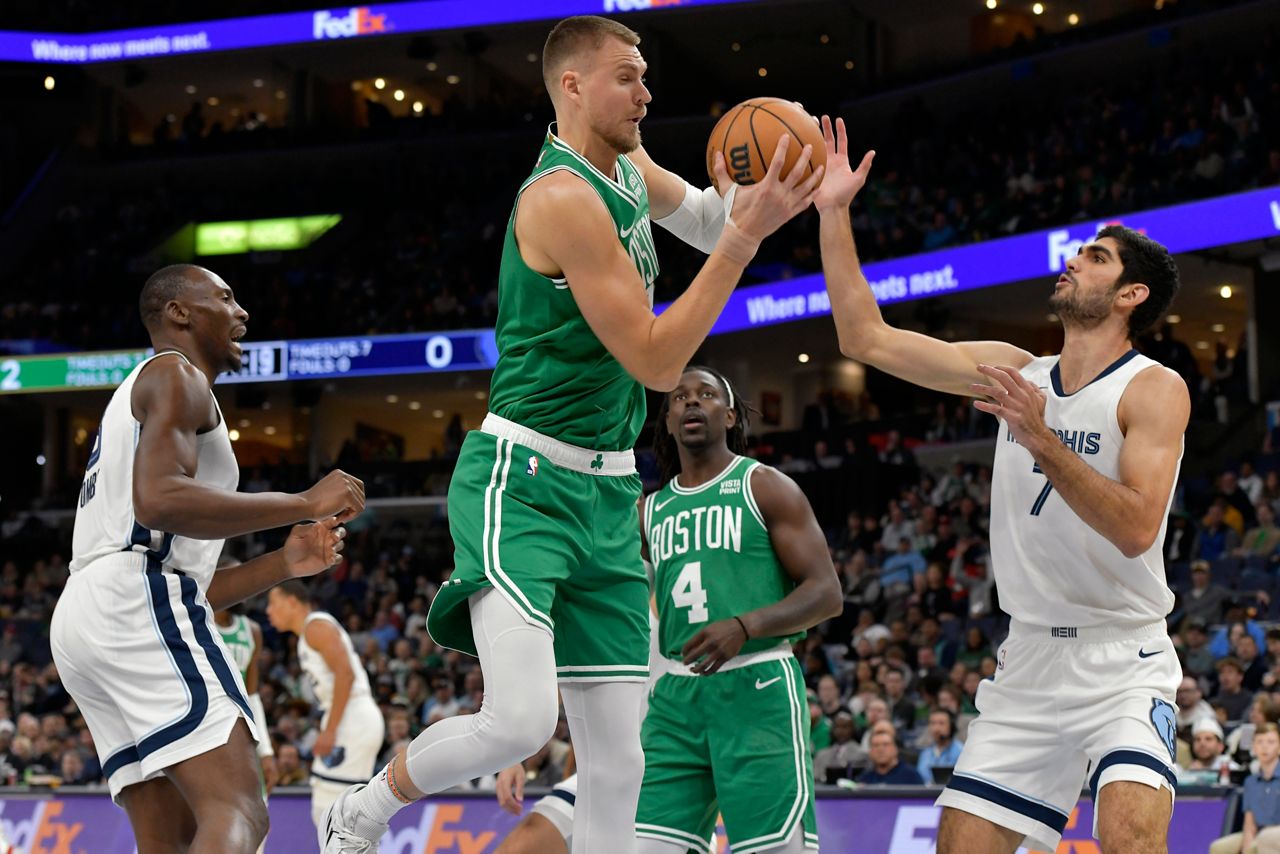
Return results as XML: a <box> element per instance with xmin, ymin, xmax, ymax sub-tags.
<box><xmin>427</xmin><ymin>414</ymin><xmax>650</xmax><ymax>682</ymax></box>
<box><xmin>636</xmin><ymin>652</ymin><xmax>819</xmax><ymax>853</ymax></box>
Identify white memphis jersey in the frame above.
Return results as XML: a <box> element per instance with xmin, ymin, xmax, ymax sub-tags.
<box><xmin>298</xmin><ymin>611</ymin><xmax>372</xmax><ymax>710</ymax></box>
<box><xmin>990</xmin><ymin>350</ymin><xmax>1178</xmax><ymax>627</ymax></box>
<box><xmin>69</xmin><ymin>351</ymin><xmax>238</xmax><ymax>592</ymax></box>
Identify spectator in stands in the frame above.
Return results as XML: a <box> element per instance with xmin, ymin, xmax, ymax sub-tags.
<box><xmin>1228</xmin><ymin>696</ymin><xmax>1280</xmax><ymax>768</ymax></box>
<box><xmin>858</xmin><ymin>698</ymin><xmax>890</xmax><ymax>753</ymax></box>
<box><xmin>809</xmin><ymin>692</ymin><xmax>832</xmax><ymax>754</ymax></box>
<box><xmin>1239</xmin><ymin>462</ymin><xmax>1265</xmax><ymax>508</ymax></box>
<box><xmin>1239</xmin><ymin>635</ymin><xmax>1270</xmax><ymax>692</ymax></box>
<box><xmin>1179</xmin><ymin>717</ymin><xmax>1236</xmax><ymax>784</ymax></box>
<box><xmin>1177</xmin><ymin>675</ymin><xmax>1217</xmax><ymax>734</ymax></box>
<box><xmin>813</xmin><ymin>712</ymin><xmax>866</xmax><ymax>783</ymax></box>
<box><xmin>857</xmin><ymin>723</ymin><xmax>924</xmax><ymax>785</ymax></box>
<box><xmin>920</xmin><ymin>563</ymin><xmax>960</xmax><ymax>622</ymax></box>
<box><xmin>1196</xmin><ymin>503</ymin><xmax>1243</xmax><ymax>561</ymax></box>
<box><xmin>880</xmin><ymin>504</ymin><xmax>914</xmax><ymax>552</ymax></box>
<box><xmin>916</xmin><ymin>709</ymin><xmax>964</xmax><ymax>784</ymax></box>
<box><xmin>881</xmin><ymin>538</ymin><xmax>926</xmax><ymax>596</ymax></box>
<box><xmin>276</xmin><ymin>743</ymin><xmax>308</xmax><ymax>786</ymax></box>
<box><xmin>1210</xmin><ymin>723</ymin><xmax>1280</xmax><ymax>854</ymax></box>
<box><xmin>422</xmin><ymin>675</ymin><xmax>461</xmax><ymax>725</ymax></box>
<box><xmin>1238</xmin><ymin>504</ymin><xmax>1280</xmax><ymax>559</ymax></box>
<box><xmin>881</xmin><ymin>669</ymin><xmax>915</xmax><ymax>732</ymax></box>
<box><xmin>1215</xmin><ymin>657</ymin><xmax>1255</xmax><ymax>723</ymax></box>
<box><xmin>1165</xmin><ymin>511</ymin><xmax>1196</xmax><ymax>565</ymax></box>
<box><xmin>841</xmin><ymin>555</ymin><xmax>884</xmax><ymax>623</ymax></box>
<box><xmin>817</xmin><ymin>674</ymin><xmax>848</xmax><ymax>720</ymax></box>
<box><xmin>1183</xmin><ymin>618</ymin><xmax>1218</xmax><ymax>679</ymax></box>
<box><xmin>1220</xmin><ymin>471</ymin><xmax>1259</xmax><ymax>531</ymax></box>
<box><xmin>1184</xmin><ymin>561</ymin><xmax>1232</xmax><ymax>626</ymax></box>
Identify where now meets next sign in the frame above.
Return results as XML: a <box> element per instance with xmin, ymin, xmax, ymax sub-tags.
<box><xmin>2</xmin><ymin>186</ymin><xmax>1278</xmax><ymax>394</ymax></box>
<box><xmin>0</xmin><ymin>0</ymin><xmax>750</xmax><ymax>64</ymax></box>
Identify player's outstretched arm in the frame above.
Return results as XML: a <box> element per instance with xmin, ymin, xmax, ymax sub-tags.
<box><xmin>517</xmin><ymin>137</ymin><xmax>822</xmax><ymax>392</ymax></box>
<box><xmin>813</xmin><ymin>116</ymin><xmax>1034</xmax><ymax>396</ymax></box>
<box><xmin>131</xmin><ymin>358</ymin><xmax>365</xmax><ymax>538</ymax></box>
<box><xmin>681</xmin><ymin>466</ymin><xmax>842</xmax><ymax>675</ymax></box>
<box><xmin>973</xmin><ymin>363</ymin><xmax>1190</xmax><ymax>558</ymax></box>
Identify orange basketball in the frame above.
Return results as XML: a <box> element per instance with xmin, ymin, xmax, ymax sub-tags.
<box><xmin>706</xmin><ymin>97</ymin><xmax>827</xmax><ymax>186</ymax></box>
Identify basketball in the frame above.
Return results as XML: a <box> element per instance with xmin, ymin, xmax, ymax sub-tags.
<box><xmin>706</xmin><ymin>97</ymin><xmax>827</xmax><ymax>186</ymax></box>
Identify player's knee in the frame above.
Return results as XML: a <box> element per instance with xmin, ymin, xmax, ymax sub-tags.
<box><xmin>487</xmin><ymin>691</ymin><xmax>558</xmax><ymax>763</ymax></box>
<box><xmin>1098</xmin><ymin>817</ymin><xmax>1165</xmax><ymax>854</ymax></box>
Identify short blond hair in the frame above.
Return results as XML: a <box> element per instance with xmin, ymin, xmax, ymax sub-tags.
<box><xmin>542</xmin><ymin>16</ymin><xmax>640</xmax><ymax>97</ymax></box>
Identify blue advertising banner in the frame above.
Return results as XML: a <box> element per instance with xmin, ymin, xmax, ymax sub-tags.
<box><xmin>657</xmin><ymin>184</ymin><xmax>1280</xmax><ymax>335</ymax></box>
<box><xmin>0</xmin><ymin>0</ymin><xmax>755</xmax><ymax>64</ymax></box>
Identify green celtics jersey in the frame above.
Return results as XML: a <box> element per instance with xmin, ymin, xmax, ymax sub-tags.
<box><xmin>486</xmin><ymin>127</ymin><xmax>660</xmax><ymax>451</ymax></box>
<box><xmin>643</xmin><ymin>456</ymin><xmax>801</xmax><ymax>659</ymax></box>
<box><xmin>216</xmin><ymin>614</ymin><xmax>254</xmax><ymax>681</ymax></box>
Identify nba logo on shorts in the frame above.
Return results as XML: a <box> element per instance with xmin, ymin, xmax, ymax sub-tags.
<box><xmin>526</xmin><ymin>456</ymin><xmax>539</xmax><ymax>477</ymax></box>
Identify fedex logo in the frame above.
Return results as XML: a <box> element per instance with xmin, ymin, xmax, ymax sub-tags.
<box><xmin>313</xmin><ymin>7</ymin><xmax>389</xmax><ymax>39</ymax></box>
<box><xmin>1047</xmin><ymin>220</ymin><xmax>1145</xmax><ymax>271</ymax></box>
<box><xmin>602</xmin><ymin>0</ymin><xmax>688</xmax><ymax>11</ymax></box>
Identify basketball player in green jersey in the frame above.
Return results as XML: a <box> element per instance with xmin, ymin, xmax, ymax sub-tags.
<box><xmin>324</xmin><ymin>15</ymin><xmax>823</xmax><ymax>854</ymax></box>
<box><xmin>637</xmin><ymin>366</ymin><xmax>840</xmax><ymax>854</ymax></box>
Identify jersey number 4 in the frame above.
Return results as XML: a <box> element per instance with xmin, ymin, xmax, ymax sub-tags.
<box><xmin>672</xmin><ymin>562</ymin><xmax>710</xmax><ymax>624</ymax></box>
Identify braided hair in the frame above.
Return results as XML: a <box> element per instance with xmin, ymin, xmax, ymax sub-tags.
<box><xmin>653</xmin><ymin>365</ymin><xmax>754</xmax><ymax>485</ymax></box>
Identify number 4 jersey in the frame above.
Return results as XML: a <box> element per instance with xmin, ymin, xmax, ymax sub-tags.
<box><xmin>642</xmin><ymin>456</ymin><xmax>801</xmax><ymax>660</ymax></box>
<box><xmin>989</xmin><ymin>350</ymin><xmax>1178</xmax><ymax>628</ymax></box>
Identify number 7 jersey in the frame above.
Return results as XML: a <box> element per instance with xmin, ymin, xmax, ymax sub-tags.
<box><xmin>642</xmin><ymin>456</ymin><xmax>801</xmax><ymax>660</ymax></box>
<box><xmin>990</xmin><ymin>350</ymin><xmax>1178</xmax><ymax>627</ymax></box>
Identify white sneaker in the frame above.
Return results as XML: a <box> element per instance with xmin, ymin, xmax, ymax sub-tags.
<box><xmin>318</xmin><ymin>784</ymin><xmax>385</xmax><ymax>853</ymax></box>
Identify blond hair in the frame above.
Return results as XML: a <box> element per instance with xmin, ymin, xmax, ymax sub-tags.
<box><xmin>542</xmin><ymin>16</ymin><xmax>640</xmax><ymax>97</ymax></box>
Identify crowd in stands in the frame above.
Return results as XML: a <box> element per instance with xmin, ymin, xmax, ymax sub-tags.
<box><xmin>3</xmin><ymin>409</ymin><xmax>1279</xmax><ymax>796</ymax></box>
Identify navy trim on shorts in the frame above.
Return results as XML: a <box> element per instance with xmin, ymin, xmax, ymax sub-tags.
<box><xmin>102</xmin><ymin>744</ymin><xmax>140</xmax><ymax>780</ymax></box>
<box><xmin>1088</xmin><ymin>749</ymin><xmax>1177</xmax><ymax>800</ymax></box>
<box><xmin>947</xmin><ymin>774</ymin><xmax>1069</xmax><ymax>833</ymax></box>
<box><xmin>137</xmin><ymin>558</ymin><xmax>208</xmax><ymax>761</ymax></box>
<box><xmin>549</xmin><ymin>787</ymin><xmax>576</xmax><ymax>807</ymax></box>
<box><xmin>310</xmin><ymin>769</ymin><xmax>369</xmax><ymax>786</ymax></box>
<box><xmin>176</xmin><ymin>570</ymin><xmax>253</xmax><ymax>722</ymax></box>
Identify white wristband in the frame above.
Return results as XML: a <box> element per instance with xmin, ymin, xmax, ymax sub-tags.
<box><xmin>654</xmin><ymin>180</ymin><xmax>734</xmax><ymax>254</ymax></box>
<box><xmin>249</xmin><ymin>693</ymin><xmax>274</xmax><ymax>757</ymax></box>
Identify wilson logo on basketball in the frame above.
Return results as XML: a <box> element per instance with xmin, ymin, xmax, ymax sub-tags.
<box><xmin>728</xmin><ymin>144</ymin><xmax>754</xmax><ymax>185</ymax></box>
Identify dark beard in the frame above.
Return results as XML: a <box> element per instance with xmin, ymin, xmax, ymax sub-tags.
<box><xmin>1050</xmin><ymin>285</ymin><xmax>1114</xmax><ymax>329</ymax></box>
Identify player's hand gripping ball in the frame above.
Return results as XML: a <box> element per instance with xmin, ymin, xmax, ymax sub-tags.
<box><xmin>706</xmin><ymin>97</ymin><xmax>827</xmax><ymax>186</ymax></box>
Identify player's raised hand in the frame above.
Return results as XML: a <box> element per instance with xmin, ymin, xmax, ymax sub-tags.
<box><xmin>301</xmin><ymin>469</ymin><xmax>365</xmax><ymax>522</ymax></box>
<box><xmin>971</xmin><ymin>364</ymin><xmax>1052</xmax><ymax>448</ymax></box>
<box><xmin>681</xmin><ymin>617</ymin><xmax>751</xmax><ymax>675</ymax></box>
<box><xmin>495</xmin><ymin>764</ymin><xmax>526</xmax><ymax>815</ymax></box>
<box><xmin>814</xmin><ymin>116</ymin><xmax>875</xmax><ymax>213</ymax></box>
<box><xmin>723</xmin><ymin>135</ymin><xmax>826</xmax><ymax>244</ymax></box>
<box><xmin>282</xmin><ymin>515</ymin><xmax>347</xmax><ymax>578</ymax></box>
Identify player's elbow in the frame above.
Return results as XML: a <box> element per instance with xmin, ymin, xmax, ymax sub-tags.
<box><xmin>817</xmin><ymin>577</ymin><xmax>845</xmax><ymax>621</ymax></box>
<box><xmin>132</xmin><ymin>488</ymin><xmax>171</xmax><ymax>533</ymax></box>
<box><xmin>1118</xmin><ymin>530</ymin><xmax>1159</xmax><ymax>560</ymax></box>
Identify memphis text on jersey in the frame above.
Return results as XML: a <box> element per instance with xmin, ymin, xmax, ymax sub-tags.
<box><xmin>1005</xmin><ymin>427</ymin><xmax>1103</xmax><ymax>456</ymax></box>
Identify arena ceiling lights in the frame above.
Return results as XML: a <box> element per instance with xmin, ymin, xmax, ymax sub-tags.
<box><xmin>0</xmin><ymin>0</ymin><xmax>755</xmax><ymax>65</ymax></box>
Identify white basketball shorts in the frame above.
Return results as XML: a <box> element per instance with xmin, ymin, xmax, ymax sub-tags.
<box><xmin>50</xmin><ymin>552</ymin><xmax>258</xmax><ymax>802</ymax></box>
<box><xmin>532</xmin><ymin>773</ymin><xmax>577</xmax><ymax>841</ymax></box>
<box><xmin>309</xmin><ymin>696</ymin><xmax>385</xmax><ymax>828</ymax></box>
<box><xmin>935</xmin><ymin>619</ymin><xmax>1179</xmax><ymax>851</ymax></box>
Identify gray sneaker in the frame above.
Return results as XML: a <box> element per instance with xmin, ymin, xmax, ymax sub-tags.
<box><xmin>318</xmin><ymin>784</ymin><xmax>386</xmax><ymax>853</ymax></box>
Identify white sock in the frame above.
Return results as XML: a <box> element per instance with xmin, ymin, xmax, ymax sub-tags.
<box><xmin>561</xmin><ymin>679</ymin><xmax>647</xmax><ymax>854</ymax></box>
<box><xmin>347</xmin><ymin>764</ymin><xmax>405</xmax><ymax>832</ymax></box>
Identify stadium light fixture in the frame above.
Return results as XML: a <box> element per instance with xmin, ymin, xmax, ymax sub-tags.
<box><xmin>1032</xmin><ymin>3</ymin><xmax>1045</xmax><ymax>15</ymax></box>
<box><xmin>374</xmin><ymin>77</ymin><xmax>386</xmax><ymax>89</ymax></box>
<box><xmin>43</xmin><ymin>75</ymin><xmax>55</xmax><ymax>90</ymax></box>
<box><xmin>1219</xmin><ymin>285</ymin><xmax>1233</xmax><ymax>299</ymax></box>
